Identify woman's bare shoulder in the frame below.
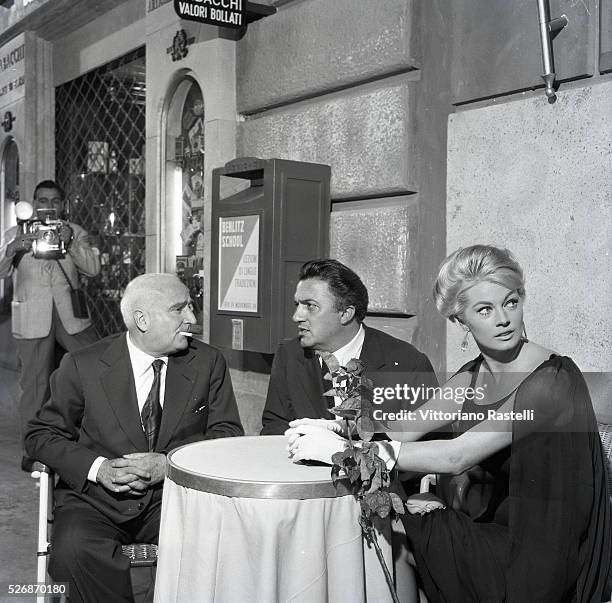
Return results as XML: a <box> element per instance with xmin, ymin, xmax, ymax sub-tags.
<box><xmin>521</xmin><ymin>341</ymin><xmax>557</xmax><ymax>370</ymax></box>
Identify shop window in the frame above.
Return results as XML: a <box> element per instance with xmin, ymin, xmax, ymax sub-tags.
<box><xmin>55</xmin><ymin>47</ymin><xmax>145</xmax><ymax>337</ymax></box>
<box><xmin>165</xmin><ymin>77</ymin><xmax>205</xmax><ymax>323</ymax></box>
<box><xmin>0</xmin><ymin>137</ymin><xmax>18</xmax><ymax>312</ymax></box>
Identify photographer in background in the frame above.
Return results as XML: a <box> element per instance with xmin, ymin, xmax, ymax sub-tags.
<box><xmin>0</xmin><ymin>179</ymin><xmax>100</xmax><ymax>470</ymax></box>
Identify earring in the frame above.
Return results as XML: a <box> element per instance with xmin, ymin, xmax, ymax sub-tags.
<box><xmin>522</xmin><ymin>323</ymin><xmax>529</xmax><ymax>343</ymax></box>
<box><xmin>460</xmin><ymin>329</ymin><xmax>470</xmax><ymax>352</ymax></box>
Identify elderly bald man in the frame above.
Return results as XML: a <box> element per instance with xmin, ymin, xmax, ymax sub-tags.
<box><xmin>25</xmin><ymin>273</ymin><xmax>243</xmax><ymax>603</ymax></box>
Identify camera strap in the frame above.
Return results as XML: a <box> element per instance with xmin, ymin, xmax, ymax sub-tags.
<box><xmin>55</xmin><ymin>259</ymin><xmax>78</xmax><ymax>292</ymax></box>
<box><xmin>11</xmin><ymin>250</ymin><xmax>27</xmax><ymax>269</ymax></box>
<box><xmin>56</xmin><ymin>259</ymin><xmax>90</xmax><ymax>321</ymax></box>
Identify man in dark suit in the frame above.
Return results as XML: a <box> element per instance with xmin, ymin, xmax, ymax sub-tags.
<box><xmin>261</xmin><ymin>259</ymin><xmax>437</xmax><ymax>436</ymax></box>
<box><xmin>25</xmin><ymin>273</ymin><xmax>243</xmax><ymax>603</ymax></box>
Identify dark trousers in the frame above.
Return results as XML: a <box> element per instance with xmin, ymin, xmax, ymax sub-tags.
<box><xmin>16</xmin><ymin>311</ymin><xmax>97</xmax><ymax>444</ymax></box>
<box><xmin>49</xmin><ymin>498</ymin><xmax>161</xmax><ymax>603</ymax></box>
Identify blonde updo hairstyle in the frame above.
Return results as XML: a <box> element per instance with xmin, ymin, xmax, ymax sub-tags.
<box><xmin>433</xmin><ymin>245</ymin><xmax>525</xmax><ymax>323</ymax></box>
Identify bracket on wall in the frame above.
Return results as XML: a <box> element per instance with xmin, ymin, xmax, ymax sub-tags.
<box><xmin>537</xmin><ymin>0</ymin><xmax>568</xmax><ymax>104</ymax></box>
<box><xmin>167</xmin><ymin>29</ymin><xmax>196</xmax><ymax>62</ymax></box>
<box><xmin>215</xmin><ymin>1</ymin><xmax>276</xmax><ymax>41</ymax></box>
<box><xmin>244</xmin><ymin>1</ymin><xmax>276</xmax><ymax>23</ymax></box>
<box><xmin>1</xmin><ymin>111</ymin><xmax>15</xmax><ymax>132</ymax></box>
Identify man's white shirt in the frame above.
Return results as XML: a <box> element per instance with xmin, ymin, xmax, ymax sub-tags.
<box><xmin>87</xmin><ymin>333</ymin><xmax>168</xmax><ymax>482</ymax></box>
<box><xmin>319</xmin><ymin>324</ymin><xmax>400</xmax><ymax>468</ymax></box>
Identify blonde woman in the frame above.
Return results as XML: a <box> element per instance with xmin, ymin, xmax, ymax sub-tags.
<box><xmin>288</xmin><ymin>245</ymin><xmax>611</xmax><ymax>602</ymax></box>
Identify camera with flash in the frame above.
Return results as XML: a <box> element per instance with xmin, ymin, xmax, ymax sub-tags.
<box><xmin>14</xmin><ymin>200</ymin><xmax>67</xmax><ymax>260</ymax></box>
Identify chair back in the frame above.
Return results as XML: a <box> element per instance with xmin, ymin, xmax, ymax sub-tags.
<box><xmin>599</xmin><ymin>424</ymin><xmax>612</xmax><ymax>498</ymax></box>
<box><xmin>31</xmin><ymin>463</ymin><xmax>158</xmax><ymax>603</ymax></box>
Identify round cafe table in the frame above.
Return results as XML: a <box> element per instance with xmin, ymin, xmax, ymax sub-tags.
<box><xmin>154</xmin><ymin>436</ymin><xmax>406</xmax><ymax>602</ymax></box>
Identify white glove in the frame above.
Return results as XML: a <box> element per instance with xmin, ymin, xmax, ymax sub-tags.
<box><xmin>287</xmin><ymin>418</ymin><xmax>346</xmax><ymax>436</ymax></box>
<box><xmin>285</xmin><ymin>424</ymin><xmax>348</xmax><ymax>464</ymax></box>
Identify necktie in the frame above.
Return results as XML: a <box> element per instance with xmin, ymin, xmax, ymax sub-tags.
<box><xmin>141</xmin><ymin>359</ymin><xmax>164</xmax><ymax>451</ymax></box>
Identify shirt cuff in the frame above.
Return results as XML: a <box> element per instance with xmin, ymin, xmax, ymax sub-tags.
<box><xmin>375</xmin><ymin>440</ymin><xmax>402</xmax><ymax>470</ymax></box>
<box><xmin>88</xmin><ymin>456</ymin><xmax>107</xmax><ymax>482</ymax></box>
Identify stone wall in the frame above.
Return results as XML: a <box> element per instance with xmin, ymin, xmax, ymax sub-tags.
<box><xmin>232</xmin><ymin>0</ymin><xmax>450</xmax><ymax>429</ymax></box>
<box><xmin>445</xmin><ymin>0</ymin><xmax>611</xmax><ymax>421</ymax></box>
<box><xmin>3</xmin><ymin>0</ymin><xmax>607</xmax><ymax>431</ymax></box>
<box><xmin>447</xmin><ymin>81</ymin><xmax>612</xmax><ymax>371</ymax></box>
<box><xmin>234</xmin><ymin>0</ymin><xmax>611</xmax><ymax>426</ymax></box>
<box><xmin>236</xmin><ymin>0</ymin><xmax>428</xmax><ymax>329</ymax></box>
<box><xmin>448</xmin><ymin>0</ymin><xmax>597</xmax><ymax>104</ymax></box>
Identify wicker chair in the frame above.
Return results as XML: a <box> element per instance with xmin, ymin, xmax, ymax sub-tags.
<box><xmin>31</xmin><ymin>462</ymin><xmax>158</xmax><ymax>603</ymax></box>
<box><xmin>599</xmin><ymin>423</ymin><xmax>612</xmax><ymax>500</ymax></box>
<box><xmin>598</xmin><ymin>424</ymin><xmax>612</xmax><ymax>603</ymax></box>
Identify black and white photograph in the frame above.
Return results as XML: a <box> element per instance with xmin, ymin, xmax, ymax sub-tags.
<box><xmin>0</xmin><ymin>0</ymin><xmax>610</xmax><ymax>601</ymax></box>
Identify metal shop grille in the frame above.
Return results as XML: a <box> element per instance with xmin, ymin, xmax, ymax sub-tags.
<box><xmin>55</xmin><ymin>47</ymin><xmax>146</xmax><ymax>338</ymax></box>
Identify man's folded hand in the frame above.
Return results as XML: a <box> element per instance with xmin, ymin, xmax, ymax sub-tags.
<box><xmin>97</xmin><ymin>453</ymin><xmax>166</xmax><ymax>495</ymax></box>
<box><xmin>121</xmin><ymin>452</ymin><xmax>166</xmax><ymax>485</ymax></box>
<box><xmin>97</xmin><ymin>457</ymin><xmax>151</xmax><ymax>496</ymax></box>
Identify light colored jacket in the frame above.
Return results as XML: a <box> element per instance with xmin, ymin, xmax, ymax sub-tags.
<box><xmin>0</xmin><ymin>222</ymin><xmax>100</xmax><ymax>339</ymax></box>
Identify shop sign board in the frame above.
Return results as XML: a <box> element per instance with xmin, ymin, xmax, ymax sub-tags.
<box><xmin>218</xmin><ymin>214</ymin><xmax>259</xmax><ymax>312</ymax></box>
<box><xmin>0</xmin><ymin>34</ymin><xmax>26</xmax><ymax>108</ymax></box>
<box><xmin>174</xmin><ymin>0</ymin><xmax>244</xmax><ymax>28</ymax></box>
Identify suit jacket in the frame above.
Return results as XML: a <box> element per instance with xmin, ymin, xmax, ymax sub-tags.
<box><xmin>25</xmin><ymin>333</ymin><xmax>243</xmax><ymax>524</ymax></box>
<box><xmin>0</xmin><ymin>222</ymin><xmax>100</xmax><ymax>338</ymax></box>
<box><xmin>261</xmin><ymin>325</ymin><xmax>438</xmax><ymax>435</ymax></box>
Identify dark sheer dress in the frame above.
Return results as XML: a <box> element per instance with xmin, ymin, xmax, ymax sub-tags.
<box><xmin>402</xmin><ymin>355</ymin><xmax>611</xmax><ymax>602</ymax></box>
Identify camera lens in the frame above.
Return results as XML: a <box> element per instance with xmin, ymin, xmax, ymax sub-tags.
<box><xmin>42</xmin><ymin>230</ymin><xmax>58</xmax><ymax>242</ymax></box>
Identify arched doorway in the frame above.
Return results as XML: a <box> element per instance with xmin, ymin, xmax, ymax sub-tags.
<box><xmin>164</xmin><ymin>76</ymin><xmax>205</xmax><ymax>324</ymax></box>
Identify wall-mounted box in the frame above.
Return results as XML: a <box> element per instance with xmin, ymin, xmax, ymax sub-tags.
<box><xmin>210</xmin><ymin>157</ymin><xmax>331</xmax><ymax>353</ymax></box>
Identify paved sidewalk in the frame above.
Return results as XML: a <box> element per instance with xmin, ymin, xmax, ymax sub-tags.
<box><xmin>0</xmin><ymin>366</ymin><xmax>38</xmax><ymax>602</ymax></box>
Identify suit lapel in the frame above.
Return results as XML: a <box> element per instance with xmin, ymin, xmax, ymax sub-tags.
<box><xmin>360</xmin><ymin>326</ymin><xmax>387</xmax><ymax>372</ymax></box>
<box><xmin>297</xmin><ymin>349</ymin><xmax>330</xmax><ymax>418</ymax></box>
<box><xmin>155</xmin><ymin>347</ymin><xmax>198</xmax><ymax>452</ymax></box>
<box><xmin>295</xmin><ymin>328</ymin><xmax>386</xmax><ymax>419</ymax></box>
<box><xmin>99</xmin><ymin>336</ymin><xmax>147</xmax><ymax>450</ymax></box>
<box><xmin>297</xmin><ymin>348</ymin><xmax>330</xmax><ymax>418</ymax></box>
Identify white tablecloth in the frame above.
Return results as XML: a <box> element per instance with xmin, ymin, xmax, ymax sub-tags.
<box><xmin>154</xmin><ymin>436</ymin><xmax>404</xmax><ymax>602</ymax></box>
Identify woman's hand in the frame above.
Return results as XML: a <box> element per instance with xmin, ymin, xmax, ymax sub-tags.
<box><xmin>285</xmin><ymin>424</ymin><xmax>348</xmax><ymax>464</ymax></box>
<box><xmin>288</xmin><ymin>418</ymin><xmax>347</xmax><ymax>436</ymax></box>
